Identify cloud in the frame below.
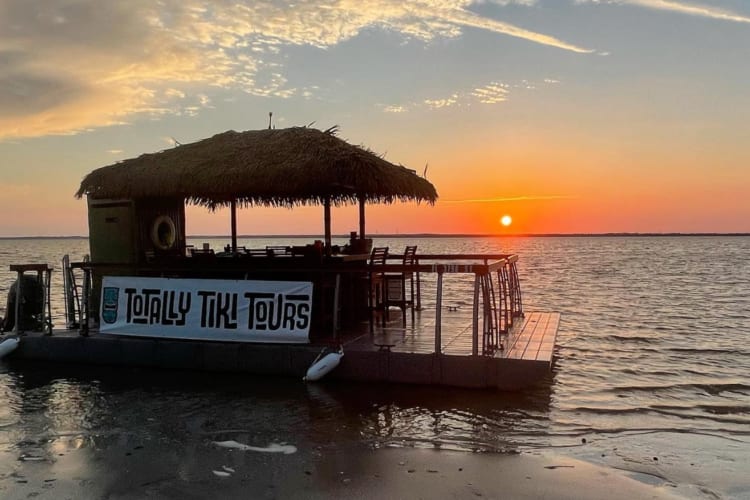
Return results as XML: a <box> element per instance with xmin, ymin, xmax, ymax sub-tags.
<box><xmin>382</xmin><ymin>105</ymin><xmax>408</xmax><ymax>113</ymax></box>
<box><xmin>441</xmin><ymin>6</ymin><xmax>592</xmax><ymax>53</ymax></box>
<box><xmin>424</xmin><ymin>94</ymin><xmax>461</xmax><ymax>109</ymax></box>
<box><xmin>577</xmin><ymin>0</ymin><xmax>750</xmax><ymax>23</ymax></box>
<box><xmin>472</xmin><ymin>82</ymin><xmax>510</xmax><ymax>103</ymax></box>
<box><xmin>386</xmin><ymin>76</ymin><xmax>557</xmax><ymax>111</ymax></box>
<box><xmin>0</xmin><ymin>0</ymin><xmax>592</xmax><ymax>139</ymax></box>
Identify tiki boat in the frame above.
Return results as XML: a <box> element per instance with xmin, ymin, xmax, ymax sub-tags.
<box><xmin>1</xmin><ymin>127</ymin><xmax>559</xmax><ymax>389</ymax></box>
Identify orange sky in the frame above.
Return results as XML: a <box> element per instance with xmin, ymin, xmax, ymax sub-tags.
<box><xmin>1</xmin><ymin>1</ymin><xmax>749</xmax><ymax>236</ymax></box>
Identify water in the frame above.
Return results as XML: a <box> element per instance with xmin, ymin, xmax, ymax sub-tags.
<box><xmin>1</xmin><ymin>236</ymin><xmax>749</xmax><ymax>498</ymax></box>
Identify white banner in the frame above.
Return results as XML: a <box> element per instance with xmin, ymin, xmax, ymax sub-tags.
<box><xmin>100</xmin><ymin>276</ymin><xmax>312</xmax><ymax>343</ymax></box>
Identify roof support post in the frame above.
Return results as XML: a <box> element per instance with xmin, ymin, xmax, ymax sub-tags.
<box><xmin>230</xmin><ymin>200</ymin><xmax>238</xmax><ymax>252</ymax></box>
<box><xmin>324</xmin><ymin>197</ymin><xmax>332</xmax><ymax>257</ymax></box>
<box><xmin>358</xmin><ymin>195</ymin><xmax>366</xmax><ymax>239</ymax></box>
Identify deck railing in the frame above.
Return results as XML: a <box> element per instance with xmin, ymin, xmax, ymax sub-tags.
<box><xmin>388</xmin><ymin>254</ymin><xmax>524</xmax><ymax>355</ymax></box>
<box><xmin>70</xmin><ymin>253</ymin><xmax>523</xmax><ymax>356</ymax></box>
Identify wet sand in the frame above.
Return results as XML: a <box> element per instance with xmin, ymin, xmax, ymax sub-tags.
<box><xmin>2</xmin><ymin>446</ymin><xmax>689</xmax><ymax>499</ymax></box>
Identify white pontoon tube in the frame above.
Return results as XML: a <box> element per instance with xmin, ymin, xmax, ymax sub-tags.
<box><xmin>303</xmin><ymin>347</ymin><xmax>344</xmax><ymax>382</ymax></box>
<box><xmin>0</xmin><ymin>337</ymin><xmax>20</xmax><ymax>360</ymax></box>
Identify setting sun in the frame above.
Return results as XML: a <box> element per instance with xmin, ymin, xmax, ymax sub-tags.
<box><xmin>500</xmin><ymin>215</ymin><xmax>512</xmax><ymax>227</ymax></box>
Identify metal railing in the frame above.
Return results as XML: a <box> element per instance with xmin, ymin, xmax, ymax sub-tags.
<box><xmin>401</xmin><ymin>254</ymin><xmax>524</xmax><ymax>355</ymax></box>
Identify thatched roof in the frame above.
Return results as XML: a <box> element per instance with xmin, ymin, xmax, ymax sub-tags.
<box><xmin>76</xmin><ymin>127</ymin><xmax>437</xmax><ymax>208</ymax></box>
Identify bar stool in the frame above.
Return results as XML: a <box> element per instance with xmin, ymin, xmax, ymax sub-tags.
<box><xmin>367</xmin><ymin>247</ymin><xmax>389</xmax><ymax>331</ymax></box>
<box><xmin>383</xmin><ymin>245</ymin><xmax>417</xmax><ymax>327</ymax></box>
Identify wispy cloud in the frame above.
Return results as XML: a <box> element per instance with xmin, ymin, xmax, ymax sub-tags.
<box><xmin>441</xmin><ymin>195</ymin><xmax>577</xmax><ymax>203</ymax></box>
<box><xmin>0</xmin><ymin>0</ymin><xmax>591</xmax><ymax>139</ymax></box>
<box><xmin>382</xmin><ymin>105</ymin><xmax>408</xmax><ymax>113</ymax></box>
<box><xmin>432</xmin><ymin>4</ymin><xmax>593</xmax><ymax>53</ymax></box>
<box><xmin>387</xmin><ymin>77</ymin><xmax>558</xmax><ymax>112</ymax></box>
<box><xmin>577</xmin><ymin>0</ymin><xmax>750</xmax><ymax>23</ymax></box>
<box><xmin>424</xmin><ymin>94</ymin><xmax>461</xmax><ymax>109</ymax></box>
<box><xmin>471</xmin><ymin>83</ymin><xmax>510</xmax><ymax>104</ymax></box>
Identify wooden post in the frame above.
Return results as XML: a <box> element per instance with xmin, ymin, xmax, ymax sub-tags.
<box><xmin>81</xmin><ymin>267</ymin><xmax>90</xmax><ymax>336</ymax></box>
<box><xmin>44</xmin><ymin>267</ymin><xmax>52</xmax><ymax>335</ymax></box>
<box><xmin>13</xmin><ymin>270</ymin><xmax>22</xmax><ymax>334</ymax></box>
<box><xmin>332</xmin><ymin>273</ymin><xmax>341</xmax><ymax>339</ymax></box>
<box><xmin>230</xmin><ymin>200</ymin><xmax>238</xmax><ymax>252</ymax></box>
<box><xmin>62</xmin><ymin>255</ymin><xmax>76</xmax><ymax>329</ymax></box>
<box><xmin>324</xmin><ymin>197</ymin><xmax>332</xmax><ymax>256</ymax></box>
<box><xmin>416</xmin><ymin>263</ymin><xmax>422</xmax><ymax>311</ymax></box>
<box><xmin>358</xmin><ymin>195</ymin><xmax>366</xmax><ymax>239</ymax></box>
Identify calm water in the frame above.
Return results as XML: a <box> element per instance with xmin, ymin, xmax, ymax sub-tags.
<box><xmin>1</xmin><ymin>236</ymin><xmax>749</xmax><ymax>498</ymax></box>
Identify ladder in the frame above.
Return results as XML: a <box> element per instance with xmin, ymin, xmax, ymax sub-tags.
<box><xmin>62</xmin><ymin>254</ymin><xmax>89</xmax><ymax>330</ymax></box>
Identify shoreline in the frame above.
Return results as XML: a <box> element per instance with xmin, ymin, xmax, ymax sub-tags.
<box><xmin>2</xmin><ymin>444</ymin><xmax>700</xmax><ymax>499</ymax></box>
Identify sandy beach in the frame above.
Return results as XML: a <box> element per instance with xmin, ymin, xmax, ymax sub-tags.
<box><xmin>2</xmin><ymin>445</ymin><xmax>695</xmax><ymax>500</ymax></box>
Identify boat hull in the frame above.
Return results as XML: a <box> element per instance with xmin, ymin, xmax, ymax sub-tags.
<box><xmin>7</xmin><ymin>330</ymin><xmax>554</xmax><ymax>390</ymax></box>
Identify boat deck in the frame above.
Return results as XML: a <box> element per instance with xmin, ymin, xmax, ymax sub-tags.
<box><xmin>346</xmin><ymin>310</ymin><xmax>559</xmax><ymax>363</ymax></box>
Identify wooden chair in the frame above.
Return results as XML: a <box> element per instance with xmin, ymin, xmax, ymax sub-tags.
<box><xmin>368</xmin><ymin>246</ymin><xmax>389</xmax><ymax>331</ymax></box>
<box><xmin>383</xmin><ymin>245</ymin><xmax>418</xmax><ymax>326</ymax></box>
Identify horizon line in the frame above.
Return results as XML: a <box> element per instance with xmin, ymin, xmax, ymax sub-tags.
<box><xmin>1</xmin><ymin>232</ymin><xmax>749</xmax><ymax>240</ymax></box>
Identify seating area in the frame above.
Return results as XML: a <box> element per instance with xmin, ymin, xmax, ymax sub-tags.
<box><xmin>368</xmin><ymin>245</ymin><xmax>419</xmax><ymax>329</ymax></box>
<box><xmin>187</xmin><ymin>245</ymin><xmax>293</xmax><ymax>258</ymax></box>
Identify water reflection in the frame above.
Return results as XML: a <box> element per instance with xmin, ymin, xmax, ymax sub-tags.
<box><xmin>0</xmin><ymin>362</ymin><xmax>555</xmax><ymax>497</ymax></box>
<box><xmin>3</xmin><ymin>362</ymin><xmax>553</xmax><ymax>454</ymax></box>
<box><xmin>314</xmin><ymin>381</ymin><xmax>553</xmax><ymax>452</ymax></box>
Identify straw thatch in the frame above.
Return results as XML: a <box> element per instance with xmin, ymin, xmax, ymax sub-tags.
<box><xmin>76</xmin><ymin>127</ymin><xmax>437</xmax><ymax>208</ymax></box>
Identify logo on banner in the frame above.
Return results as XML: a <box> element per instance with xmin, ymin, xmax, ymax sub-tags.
<box><xmin>102</xmin><ymin>287</ymin><xmax>119</xmax><ymax>324</ymax></box>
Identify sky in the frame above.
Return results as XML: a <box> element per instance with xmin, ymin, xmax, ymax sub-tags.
<box><xmin>1</xmin><ymin>0</ymin><xmax>749</xmax><ymax>236</ymax></box>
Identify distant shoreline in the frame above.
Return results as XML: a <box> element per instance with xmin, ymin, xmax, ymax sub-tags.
<box><xmin>1</xmin><ymin>232</ymin><xmax>748</xmax><ymax>240</ymax></box>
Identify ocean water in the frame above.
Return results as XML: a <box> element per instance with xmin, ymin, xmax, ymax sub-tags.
<box><xmin>1</xmin><ymin>236</ymin><xmax>748</xmax><ymax>498</ymax></box>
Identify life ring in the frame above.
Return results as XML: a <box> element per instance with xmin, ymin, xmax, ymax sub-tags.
<box><xmin>150</xmin><ymin>215</ymin><xmax>177</xmax><ymax>251</ymax></box>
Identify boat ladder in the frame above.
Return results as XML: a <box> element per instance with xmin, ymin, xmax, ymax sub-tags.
<box><xmin>62</xmin><ymin>254</ymin><xmax>89</xmax><ymax>330</ymax></box>
<box><xmin>479</xmin><ymin>259</ymin><xmax>524</xmax><ymax>356</ymax></box>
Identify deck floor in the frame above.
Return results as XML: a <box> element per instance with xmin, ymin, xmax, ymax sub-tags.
<box><xmin>344</xmin><ymin>309</ymin><xmax>559</xmax><ymax>363</ymax></box>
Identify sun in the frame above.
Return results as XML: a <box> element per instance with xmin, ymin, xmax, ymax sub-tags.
<box><xmin>500</xmin><ymin>215</ymin><xmax>512</xmax><ymax>227</ymax></box>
